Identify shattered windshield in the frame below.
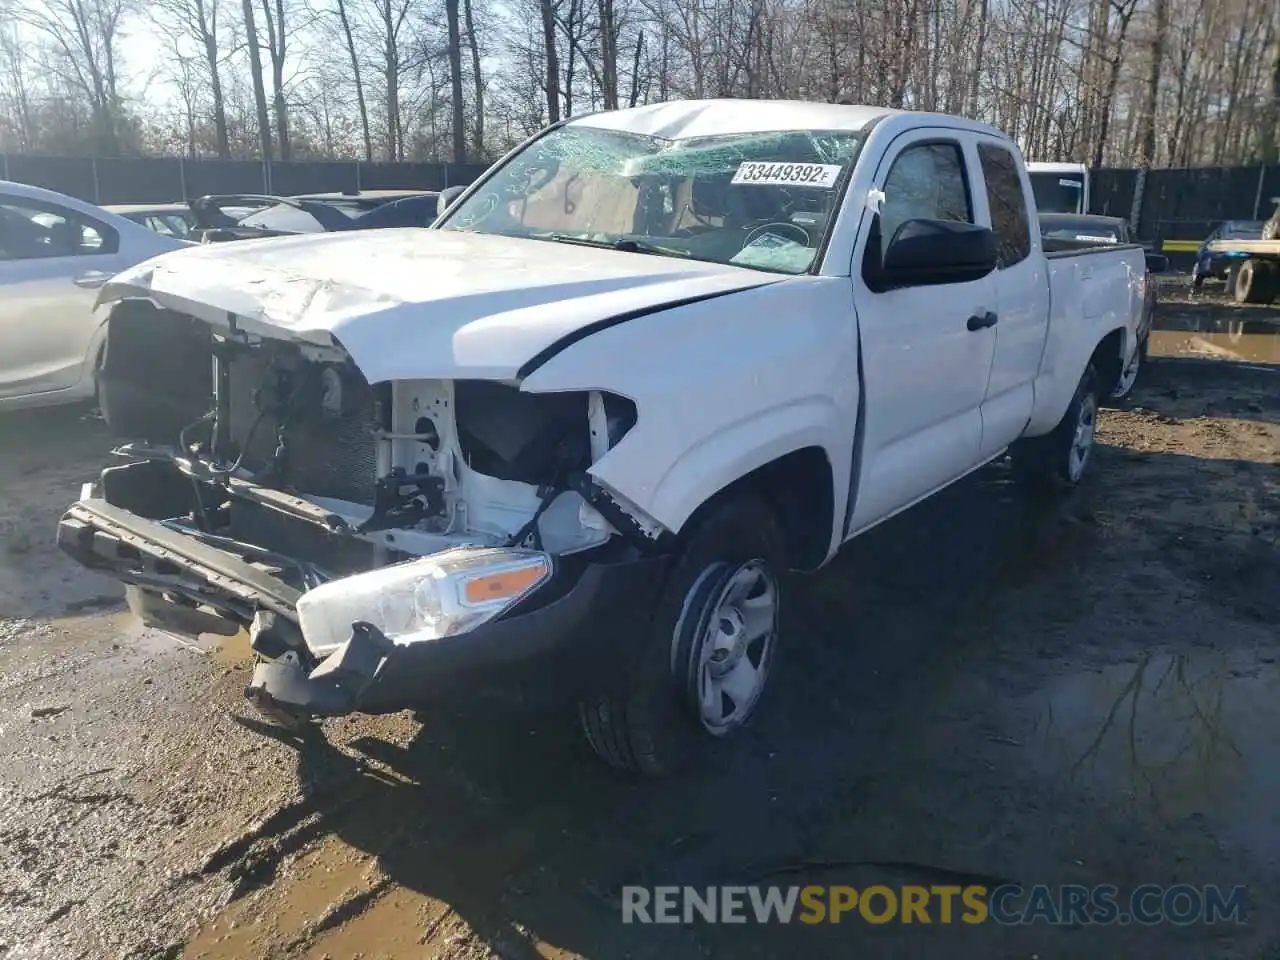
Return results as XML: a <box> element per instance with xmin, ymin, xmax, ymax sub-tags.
<box><xmin>439</xmin><ymin>124</ymin><xmax>863</xmax><ymax>275</ymax></box>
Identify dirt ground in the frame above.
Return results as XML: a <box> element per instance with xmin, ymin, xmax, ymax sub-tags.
<box><xmin>1</xmin><ymin>279</ymin><xmax>1278</xmax><ymax>960</ymax></box>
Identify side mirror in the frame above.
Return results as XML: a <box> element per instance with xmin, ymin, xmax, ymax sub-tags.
<box><xmin>880</xmin><ymin>219</ymin><xmax>998</xmax><ymax>288</ymax></box>
<box><xmin>437</xmin><ymin>185</ymin><xmax>466</xmax><ymax>219</ymax></box>
<box><xmin>1145</xmin><ymin>252</ymin><xmax>1169</xmax><ymax>274</ymax></box>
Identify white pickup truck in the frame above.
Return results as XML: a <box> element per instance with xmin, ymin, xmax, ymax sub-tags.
<box><xmin>58</xmin><ymin>100</ymin><xmax>1150</xmax><ymax>776</ymax></box>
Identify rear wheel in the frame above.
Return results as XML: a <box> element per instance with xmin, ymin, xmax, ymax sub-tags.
<box><xmin>1012</xmin><ymin>365</ymin><xmax>1100</xmax><ymax>491</ymax></box>
<box><xmin>578</xmin><ymin>494</ymin><xmax>784</xmax><ymax>777</ymax></box>
<box><xmin>1110</xmin><ymin>334</ymin><xmax>1147</xmax><ymax>402</ymax></box>
<box><xmin>1233</xmin><ymin>259</ymin><xmax>1277</xmax><ymax>304</ymax></box>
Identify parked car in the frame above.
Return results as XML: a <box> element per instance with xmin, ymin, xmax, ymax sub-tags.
<box><xmin>191</xmin><ymin>190</ymin><xmax>439</xmax><ymax>242</ymax></box>
<box><xmin>1039</xmin><ymin>212</ymin><xmax>1131</xmax><ymax>246</ymax></box>
<box><xmin>1192</xmin><ymin>220</ymin><xmax>1266</xmax><ymax>289</ymax></box>
<box><xmin>59</xmin><ymin>100</ymin><xmax>1149</xmax><ymax>776</ymax></box>
<box><xmin>0</xmin><ymin>181</ymin><xmax>189</xmax><ymax>411</ymax></box>
<box><xmin>1038</xmin><ymin>213</ymin><xmax>1169</xmax><ymax>400</ymax></box>
<box><xmin>104</xmin><ymin>203</ymin><xmax>197</xmax><ymax>240</ymax></box>
<box><xmin>1027</xmin><ymin>162</ymin><xmax>1091</xmax><ymax>214</ymax></box>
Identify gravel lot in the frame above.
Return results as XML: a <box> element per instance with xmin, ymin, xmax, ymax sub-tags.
<box><xmin>1</xmin><ymin>281</ymin><xmax>1277</xmax><ymax>960</ymax></box>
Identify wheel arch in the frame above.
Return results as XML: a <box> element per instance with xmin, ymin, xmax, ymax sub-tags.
<box><xmin>672</xmin><ymin>444</ymin><xmax>837</xmax><ymax>573</ymax></box>
<box><xmin>1091</xmin><ymin>326</ymin><xmax>1126</xmax><ymax>397</ymax></box>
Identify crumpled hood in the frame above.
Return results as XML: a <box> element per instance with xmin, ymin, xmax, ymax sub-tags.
<box><xmin>99</xmin><ymin>228</ymin><xmax>782</xmax><ymax>383</ymax></box>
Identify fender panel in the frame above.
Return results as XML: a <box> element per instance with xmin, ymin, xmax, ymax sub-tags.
<box><xmin>519</xmin><ymin>277</ymin><xmax>861</xmax><ymax>551</ymax></box>
<box><xmin>635</xmin><ymin>399</ymin><xmax>841</xmax><ymax>536</ymax></box>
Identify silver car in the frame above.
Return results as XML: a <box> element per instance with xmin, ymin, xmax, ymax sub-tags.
<box><xmin>0</xmin><ymin>181</ymin><xmax>187</xmax><ymax>411</ymax></box>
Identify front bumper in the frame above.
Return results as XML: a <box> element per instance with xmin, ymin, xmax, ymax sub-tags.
<box><xmin>58</xmin><ymin>496</ymin><xmax>670</xmax><ymax>716</ymax></box>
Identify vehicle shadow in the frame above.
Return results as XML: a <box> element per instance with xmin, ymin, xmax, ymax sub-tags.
<box><xmin>236</xmin><ymin>460</ymin><xmax>1115</xmax><ymax>957</ymax></box>
<box><xmin>210</xmin><ymin>414</ymin><xmax>1280</xmax><ymax>958</ymax></box>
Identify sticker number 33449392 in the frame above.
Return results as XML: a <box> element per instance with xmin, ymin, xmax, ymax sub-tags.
<box><xmin>732</xmin><ymin>162</ymin><xmax>843</xmax><ymax>188</ymax></box>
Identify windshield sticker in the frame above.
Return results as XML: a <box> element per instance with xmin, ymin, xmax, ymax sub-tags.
<box><xmin>1058</xmin><ymin>178</ymin><xmax>1083</xmax><ymax>188</ymax></box>
<box><xmin>732</xmin><ymin>162</ymin><xmax>843</xmax><ymax>188</ymax></box>
<box><xmin>1077</xmin><ymin>234</ymin><xmax>1118</xmax><ymax>243</ymax></box>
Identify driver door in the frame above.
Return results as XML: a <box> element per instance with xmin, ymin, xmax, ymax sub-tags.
<box><xmin>845</xmin><ymin>131</ymin><xmax>998</xmax><ymax>535</ymax></box>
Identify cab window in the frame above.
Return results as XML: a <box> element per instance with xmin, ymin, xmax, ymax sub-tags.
<box><xmin>879</xmin><ymin>142</ymin><xmax>973</xmax><ymax>246</ymax></box>
<box><xmin>977</xmin><ymin>143</ymin><xmax>1032</xmax><ymax>267</ymax></box>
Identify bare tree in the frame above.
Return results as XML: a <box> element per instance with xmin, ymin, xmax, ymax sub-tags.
<box><xmin>445</xmin><ymin>0</ymin><xmax>465</xmax><ymax>160</ymax></box>
<box><xmin>371</xmin><ymin>0</ymin><xmax>412</xmax><ymax>160</ymax></box>
<box><xmin>151</xmin><ymin>0</ymin><xmax>232</xmax><ymax>156</ymax></box>
<box><xmin>463</xmin><ymin>0</ymin><xmax>484</xmax><ymax>154</ymax></box>
<box><xmin>539</xmin><ymin>0</ymin><xmax>561</xmax><ymax>122</ymax></box>
<box><xmin>0</xmin><ymin>19</ymin><xmax>37</xmax><ymax>149</ymax></box>
<box><xmin>241</xmin><ymin>0</ymin><xmax>273</xmax><ymax>159</ymax></box>
<box><xmin>256</xmin><ymin>0</ymin><xmax>293</xmax><ymax>159</ymax></box>
<box><xmin>331</xmin><ymin>0</ymin><xmax>373</xmax><ymax>160</ymax></box>
<box><xmin>17</xmin><ymin>0</ymin><xmax>130</xmax><ymax>153</ymax></box>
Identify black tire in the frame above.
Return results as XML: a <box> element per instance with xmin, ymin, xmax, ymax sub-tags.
<box><xmin>578</xmin><ymin>494</ymin><xmax>785</xmax><ymax>777</ymax></box>
<box><xmin>1011</xmin><ymin>365</ymin><xmax>1100</xmax><ymax>491</ymax></box>
<box><xmin>1108</xmin><ymin>334</ymin><xmax>1147</xmax><ymax>403</ymax></box>
<box><xmin>1233</xmin><ymin>259</ymin><xmax>1275</xmax><ymax>304</ymax></box>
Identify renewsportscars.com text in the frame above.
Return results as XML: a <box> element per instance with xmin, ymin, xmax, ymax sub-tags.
<box><xmin>621</xmin><ymin>884</ymin><xmax>1248</xmax><ymax>926</ymax></box>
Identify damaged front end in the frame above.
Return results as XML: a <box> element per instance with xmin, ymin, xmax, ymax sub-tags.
<box><xmin>59</xmin><ymin>299</ymin><xmax>670</xmax><ymax>720</ymax></box>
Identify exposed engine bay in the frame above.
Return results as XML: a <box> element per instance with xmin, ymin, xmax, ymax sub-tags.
<box><xmin>93</xmin><ymin>299</ymin><xmax>650</xmax><ymax>589</ymax></box>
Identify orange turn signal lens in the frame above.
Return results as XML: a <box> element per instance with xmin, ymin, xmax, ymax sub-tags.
<box><xmin>461</xmin><ymin>561</ymin><xmax>548</xmax><ymax>605</ymax></box>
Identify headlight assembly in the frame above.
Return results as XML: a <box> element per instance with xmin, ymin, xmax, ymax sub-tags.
<box><xmin>295</xmin><ymin>548</ymin><xmax>552</xmax><ymax>656</ymax></box>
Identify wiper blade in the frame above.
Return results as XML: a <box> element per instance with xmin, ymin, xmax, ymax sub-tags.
<box><xmin>545</xmin><ymin>234</ymin><xmax>692</xmax><ymax>259</ymax></box>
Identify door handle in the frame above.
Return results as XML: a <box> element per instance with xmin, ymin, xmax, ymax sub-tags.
<box><xmin>966</xmin><ymin>311</ymin><xmax>998</xmax><ymax>331</ymax></box>
<box><xmin>72</xmin><ymin>271</ymin><xmax>110</xmax><ymax>289</ymax></box>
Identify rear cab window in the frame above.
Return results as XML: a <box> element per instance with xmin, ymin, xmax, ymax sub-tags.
<box><xmin>977</xmin><ymin>143</ymin><xmax>1032</xmax><ymax>267</ymax></box>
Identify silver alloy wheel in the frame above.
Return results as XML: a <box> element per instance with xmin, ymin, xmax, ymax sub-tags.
<box><xmin>688</xmin><ymin>559</ymin><xmax>778</xmax><ymax>736</ymax></box>
<box><xmin>1112</xmin><ymin>344</ymin><xmax>1141</xmax><ymax>398</ymax></box>
<box><xmin>1068</xmin><ymin>391</ymin><xmax>1097</xmax><ymax>482</ymax></box>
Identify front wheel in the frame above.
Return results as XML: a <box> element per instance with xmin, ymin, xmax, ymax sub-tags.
<box><xmin>578</xmin><ymin>494</ymin><xmax>784</xmax><ymax>777</ymax></box>
<box><xmin>1012</xmin><ymin>365</ymin><xmax>1100</xmax><ymax>491</ymax></box>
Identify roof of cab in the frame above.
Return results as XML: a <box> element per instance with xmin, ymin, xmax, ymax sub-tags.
<box><xmin>1026</xmin><ymin>161</ymin><xmax>1090</xmax><ymax>173</ymax></box>
<box><xmin>568</xmin><ymin>99</ymin><xmax>896</xmax><ymax>138</ymax></box>
<box><xmin>566</xmin><ymin>98</ymin><xmax>1013</xmax><ymax>143</ymax></box>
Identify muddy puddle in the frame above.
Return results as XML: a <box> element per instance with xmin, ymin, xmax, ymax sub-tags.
<box><xmin>1151</xmin><ymin>310</ymin><xmax>1280</xmax><ymax>364</ymax></box>
<box><xmin>1027</xmin><ymin>650</ymin><xmax>1280</xmax><ymax>870</ymax></box>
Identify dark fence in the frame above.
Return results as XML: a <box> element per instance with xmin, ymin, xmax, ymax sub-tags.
<box><xmin>0</xmin><ymin>154</ymin><xmax>491</xmax><ymax>204</ymax></box>
<box><xmin>2</xmin><ymin>151</ymin><xmax>1276</xmax><ymax>254</ymax></box>
<box><xmin>1092</xmin><ymin>163</ymin><xmax>1280</xmax><ymax>251</ymax></box>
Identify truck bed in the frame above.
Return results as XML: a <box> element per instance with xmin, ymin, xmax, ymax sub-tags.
<box><xmin>1028</xmin><ymin>242</ymin><xmax>1146</xmax><ymax>436</ymax></box>
<box><xmin>1206</xmin><ymin>239</ymin><xmax>1280</xmax><ymax>259</ymax></box>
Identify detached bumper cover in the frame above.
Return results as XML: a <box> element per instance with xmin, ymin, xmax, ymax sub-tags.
<box><xmin>58</xmin><ymin>497</ymin><xmax>670</xmax><ymax>715</ymax></box>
